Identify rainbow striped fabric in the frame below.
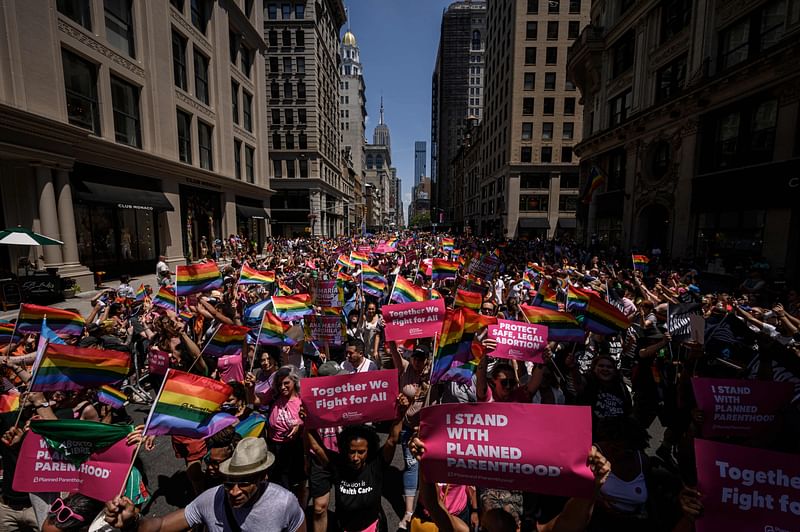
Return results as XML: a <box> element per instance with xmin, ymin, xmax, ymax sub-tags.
<box><xmin>431</xmin><ymin>259</ymin><xmax>459</xmax><ymax>281</ymax></box>
<box><xmin>350</xmin><ymin>250</ymin><xmax>369</xmax><ymax>265</ymax></box>
<box><xmin>17</xmin><ymin>304</ymin><xmax>85</xmax><ymax>337</ymax></box>
<box><xmin>441</xmin><ymin>237</ymin><xmax>455</xmax><ymax>252</ymax></box>
<box><xmin>272</xmin><ymin>294</ymin><xmax>313</xmax><ymax>321</ymax></box>
<box><xmin>145</xmin><ymin>369</ymin><xmax>237</xmax><ymax>438</ymax></box>
<box><xmin>176</xmin><ymin>262</ymin><xmax>222</xmax><ymax>296</ymax></box>
<box><xmin>632</xmin><ymin>254</ymin><xmax>650</xmax><ymax>271</ymax></box>
<box><xmin>235</xmin><ymin>412</ymin><xmax>267</xmax><ymax>439</ymax></box>
<box><xmin>134</xmin><ymin>284</ymin><xmax>147</xmax><ymax>303</ymax></box>
<box><xmin>0</xmin><ymin>321</ymin><xmax>15</xmax><ymax>346</ymax></box>
<box><xmin>566</xmin><ymin>285</ymin><xmax>592</xmax><ymax>312</ymax></box>
<box><xmin>582</xmin><ymin>165</ymin><xmax>606</xmax><ymax>204</ymax></box>
<box><xmin>152</xmin><ymin>286</ymin><xmax>177</xmax><ymax>311</ymax></box>
<box><xmin>178</xmin><ymin>308</ymin><xmax>194</xmax><ymax>322</ymax></box>
<box><xmin>0</xmin><ymin>389</ymin><xmax>20</xmax><ymax>414</ymax></box>
<box><xmin>521</xmin><ymin>304</ymin><xmax>585</xmax><ymax>343</ymax></box>
<box><xmin>258</xmin><ymin>311</ymin><xmax>297</xmax><ymax>345</ymax></box>
<box><xmin>337</xmin><ymin>270</ymin><xmax>354</xmax><ymax>283</ymax></box>
<box><xmin>584</xmin><ymin>295</ymin><xmax>631</xmax><ymax>334</ymax></box>
<box><xmin>532</xmin><ymin>282</ymin><xmax>559</xmax><ymax>311</ymax></box>
<box><xmin>204</xmin><ymin>324</ymin><xmax>250</xmax><ymax>358</ymax></box>
<box><xmin>337</xmin><ymin>254</ymin><xmax>356</xmax><ymax>270</ymax></box>
<box><xmin>390</xmin><ymin>275</ymin><xmax>426</xmax><ymax>304</ymax></box>
<box><xmin>239</xmin><ymin>263</ymin><xmax>275</xmax><ymax>285</ymax></box>
<box><xmin>454</xmin><ymin>289</ymin><xmax>483</xmax><ymax>311</ymax></box>
<box><xmin>431</xmin><ymin>308</ymin><xmax>496</xmax><ymax>385</ymax></box>
<box><xmin>29</xmin><ymin>344</ymin><xmax>130</xmax><ymax>392</ymax></box>
<box><xmin>277</xmin><ymin>280</ymin><xmax>294</xmax><ymax>296</ymax></box>
<box><xmin>361</xmin><ymin>265</ymin><xmax>386</xmax><ymax>298</ymax></box>
<box><xmin>97</xmin><ymin>384</ymin><xmax>127</xmax><ymax>409</ymax></box>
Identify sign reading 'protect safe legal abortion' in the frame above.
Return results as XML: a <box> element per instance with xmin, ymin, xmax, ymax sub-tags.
<box><xmin>300</xmin><ymin>370</ymin><xmax>399</xmax><ymax>429</ymax></box>
<box><xmin>487</xmin><ymin>319</ymin><xmax>548</xmax><ymax>363</ymax></box>
<box><xmin>419</xmin><ymin>403</ymin><xmax>594</xmax><ymax>498</ymax></box>
<box><xmin>382</xmin><ymin>300</ymin><xmax>446</xmax><ymax>341</ymax></box>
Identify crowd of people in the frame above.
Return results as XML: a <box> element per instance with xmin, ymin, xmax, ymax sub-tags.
<box><xmin>1</xmin><ymin>233</ymin><xmax>799</xmax><ymax>532</ymax></box>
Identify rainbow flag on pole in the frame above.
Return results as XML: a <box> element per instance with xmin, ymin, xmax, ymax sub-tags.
<box><xmin>582</xmin><ymin>165</ymin><xmax>607</xmax><ymax>204</ymax></box>
<box><xmin>0</xmin><ymin>321</ymin><xmax>15</xmax><ymax>346</ymax></box>
<box><xmin>16</xmin><ymin>304</ymin><xmax>85</xmax><ymax>337</ymax></box>
<box><xmin>632</xmin><ymin>254</ymin><xmax>650</xmax><ymax>271</ymax></box>
<box><xmin>361</xmin><ymin>265</ymin><xmax>386</xmax><ymax>297</ymax></box>
<box><xmin>566</xmin><ymin>284</ymin><xmax>593</xmax><ymax>312</ymax></box>
<box><xmin>134</xmin><ymin>284</ymin><xmax>147</xmax><ymax>303</ymax></box>
<box><xmin>584</xmin><ymin>295</ymin><xmax>631</xmax><ymax>334</ymax></box>
<box><xmin>239</xmin><ymin>263</ymin><xmax>275</xmax><ymax>285</ymax></box>
<box><xmin>176</xmin><ymin>262</ymin><xmax>222</xmax><ymax>296</ymax></box>
<box><xmin>350</xmin><ymin>250</ymin><xmax>369</xmax><ymax>265</ymax></box>
<box><xmin>337</xmin><ymin>254</ymin><xmax>355</xmax><ymax>270</ymax></box>
<box><xmin>454</xmin><ymin>289</ymin><xmax>483</xmax><ymax>311</ymax></box>
<box><xmin>521</xmin><ymin>304</ymin><xmax>585</xmax><ymax>343</ymax></box>
<box><xmin>144</xmin><ymin>369</ymin><xmax>237</xmax><ymax>438</ymax></box>
<box><xmin>272</xmin><ymin>294</ymin><xmax>313</xmax><ymax>321</ymax></box>
<box><xmin>0</xmin><ymin>389</ymin><xmax>20</xmax><ymax>414</ymax></box>
<box><xmin>258</xmin><ymin>311</ymin><xmax>297</xmax><ymax>345</ymax></box>
<box><xmin>97</xmin><ymin>384</ymin><xmax>127</xmax><ymax>409</ymax></box>
<box><xmin>431</xmin><ymin>259</ymin><xmax>459</xmax><ymax>281</ymax></box>
<box><xmin>532</xmin><ymin>281</ymin><xmax>559</xmax><ymax>311</ymax></box>
<box><xmin>431</xmin><ymin>308</ymin><xmax>496</xmax><ymax>384</ymax></box>
<box><xmin>152</xmin><ymin>286</ymin><xmax>177</xmax><ymax>312</ymax></box>
<box><xmin>204</xmin><ymin>324</ymin><xmax>250</xmax><ymax>357</ymax></box>
<box><xmin>390</xmin><ymin>276</ymin><xmax>427</xmax><ymax>304</ymax></box>
<box><xmin>441</xmin><ymin>237</ymin><xmax>455</xmax><ymax>252</ymax></box>
<box><xmin>235</xmin><ymin>412</ymin><xmax>267</xmax><ymax>439</ymax></box>
<box><xmin>29</xmin><ymin>344</ymin><xmax>131</xmax><ymax>392</ymax></box>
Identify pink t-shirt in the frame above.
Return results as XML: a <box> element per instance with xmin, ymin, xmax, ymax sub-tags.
<box><xmin>217</xmin><ymin>354</ymin><xmax>244</xmax><ymax>383</ymax></box>
<box><xmin>269</xmin><ymin>394</ymin><xmax>302</xmax><ymax>443</ymax></box>
<box><xmin>438</xmin><ymin>483</ymin><xmax>468</xmax><ymax>515</ymax></box>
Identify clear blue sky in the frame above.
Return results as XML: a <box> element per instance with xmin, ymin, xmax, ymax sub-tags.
<box><xmin>344</xmin><ymin>0</ymin><xmax>453</xmax><ymax>224</ymax></box>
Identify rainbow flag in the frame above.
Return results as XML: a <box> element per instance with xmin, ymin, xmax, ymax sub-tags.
<box><xmin>350</xmin><ymin>250</ymin><xmax>369</xmax><ymax>265</ymax></box>
<box><xmin>320</xmin><ymin>306</ymin><xmax>341</xmax><ymax>316</ymax></box>
<box><xmin>441</xmin><ymin>237</ymin><xmax>455</xmax><ymax>252</ymax></box>
<box><xmin>134</xmin><ymin>284</ymin><xmax>147</xmax><ymax>303</ymax></box>
<box><xmin>431</xmin><ymin>259</ymin><xmax>459</xmax><ymax>281</ymax></box>
<box><xmin>361</xmin><ymin>265</ymin><xmax>386</xmax><ymax>298</ymax></box>
<box><xmin>584</xmin><ymin>295</ymin><xmax>631</xmax><ymax>334</ymax></box>
<box><xmin>582</xmin><ymin>165</ymin><xmax>606</xmax><ymax>204</ymax></box>
<box><xmin>258</xmin><ymin>312</ymin><xmax>296</xmax><ymax>345</ymax></box>
<box><xmin>521</xmin><ymin>304</ymin><xmax>585</xmax><ymax>343</ymax></box>
<box><xmin>532</xmin><ymin>282</ymin><xmax>559</xmax><ymax>311</ymax></box>
<box><xmin>152</xmin><ymin>286</ymin><xmax>177</xmax><ymax>311</ymax></box>
<box><xmin>632</xmin><ymin>254</ymin><xmax>650</xmax><ymax>271</ymax></box>
<box><xmin>239</xmin><ymin>263</ymin><xmax>275</xmax><ymax>285</ymax></box>
<box><xmin>178</xmin><ymin>308</ymin><xmax>194</xmax><ymax>322</ymax></box>
<box><xmin>454</xmin><ymin>289</ymin><xmax>482</xmax><ymax>311</ymax></box>
<box><xmin>277</xmin><ymin>280</ymin><xmax>294</xmax><ymax>296</ymax></box>
<box><xmin>390</xmin><ymin>275</ymin><xmax>426</xmax><ymax>304</ymax></box>
<box><xmin>431</xmin><ymin>308</ymin><xmax>496</xmax><ymax>384</ymax></box>
<box><xmin>431</xmin><ymin>289</ymin><xmax>443</xmax><ymax>300</ymax></box>
<box><xmin>144</xmin><ymin>369</ymin><xmax>237</xmax><ymax>438</ymax></box>
<box><xmin>235</xmin><ymin>412</ymin><xmax>267</xmax><ymax>439</ymax></box>
<box><xmin>566</xmin><ymin>284</ymin><xmax>592</xmax><ymax>312</ymax></box>
<box><xmin>0</xmin><ymin>321</ymin><xmax>15</xmax><ymax>346</ymax></box>
<box><xmin>0</xmin><ymin>389</ymin><xmax>20</xmax><ymax>414</ymax></box>
<box><xmin>29</xmin><ymin>344</ymin><xmax>130</xmax><ymax>392</ymax></box>
<box><xmin>97</xmin><ymin>384</ymin><xmax>127</xmax><ymax>409</ymax></box>
<box><xmin>17</xmin><ymin>304</ymin><xmax>85</xmax><ymax>337</ymax></box>
<box><xmin>337</xmin><ymin>270</ymin><xmax>354</xmax><ymax>283</ymax></box>
<box><xmin>176</xmin><ymin>262</ymin><xmax>222</xmax><ymax>296</ymax></box>
<box><xmin>272</xmin><ymin>294</ymin><xmax>313</xmax><ymax>321</ymax></box>
<box><xmin>337</xmin><ymin>254</ymin><xmax>355</xmax><ymax>270</ymax></box>
<box><xmin>204</xmin><ymin>324</ymin><xmax>250</xmax><ymax>357</ymax></box>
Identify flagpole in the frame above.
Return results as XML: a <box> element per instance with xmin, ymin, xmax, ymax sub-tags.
<box><xmin>15</xmin><ymin>314</ymin><xmax>50</xmax><ymax>428</ymax></box>
<box><xmin>187</xmin><ymin>323</ymin><xmax>221</xmax><ymax>373</ymax></box>
<box><xmin>423</xmin><ymin>333</ymin><xmax>440</xmax><ymax>408</ymax></box>
<box><xmin>520</xmin><ymin>308</ymin><xmax>567</xmax><ymax>385</ymax></box>
<box><xmin>249</xmin><ymin>306</ymin><xmax>268</xmax><ymax>373</ymax></box>
<box><xmin>2</xmin><ymin>305</ymin><xmax>22</xmax><ymax>357</ymax></box>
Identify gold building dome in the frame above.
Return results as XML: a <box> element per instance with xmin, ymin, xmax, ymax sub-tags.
<box><xmin>342</xmin><ymin>30</ymin><xmax>357</xmax><ymax>46</ymax></box>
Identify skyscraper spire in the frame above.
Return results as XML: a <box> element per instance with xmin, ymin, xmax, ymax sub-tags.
<box><xmin>379</xmin><ymin>96</ymin><xmax>384</xmax><ymax>125</ymax></box>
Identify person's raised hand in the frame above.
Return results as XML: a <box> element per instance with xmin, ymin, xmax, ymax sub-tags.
<box><xmin>104</xmin><ymin>496</ymin><xmax>136</xmax><ymax>529</ymax></box>
<box><xmin>481</xmin><ymin>338</ymin><xmax>497</xmax><ymax>353</ymax></box>
<box><xmin>587</xmin><ymin>445</ymin><xmax>611</xmax><ymax>492</ymax></box>
<box><xmin>409</xmin><ymin>436</ymin><xmax>426</xmax><ymax>461</ymax></box>
<box><xmin>1</xmin><ymin>426</ymin><xmax>24</xmax><ymax>448</ymax></box>
<box><xmin>396</xmin><ymin>393</ymin><xmax>410</xmax><ymax>413</ymax></box>
<box><xmin>244</xmin><ymin>372</ymin><xmax>256</xmax><ymax>388</ymax></box>
<box><xmin>678</xmin><ymin>487</ymin><xmax>703</xmax><ymax>521</ymax></box>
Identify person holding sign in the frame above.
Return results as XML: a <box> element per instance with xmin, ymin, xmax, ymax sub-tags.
<box><xmin>476</xmin><ymin>345</ymin><xmax>552</xmax><ymax>403</ymax></box>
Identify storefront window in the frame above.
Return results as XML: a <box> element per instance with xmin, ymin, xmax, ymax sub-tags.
<box><xmin>74</xmin><ymin>203</ymin><xmax>156</xmax><ymax>271</ymax></box>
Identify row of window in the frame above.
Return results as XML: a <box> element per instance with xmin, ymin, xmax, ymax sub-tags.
<box><xmin>527</xmin><ymin>0</ymin><xmax>583</xmax><ymax>14</ymax></box>
<box><xmin>265</xmin><ymin>3</ymin><xmax>306</xmax><ymax>20</ymax></box>
<box><xmin>521</xmin><ymin>122</ymin><xmax>576</xmax><ymax>140</ymax></box>
<box><xmin>520</xmin><ymin>172</ymin><xmax>580</xmax><ymax>189</ymax></box>
<box><xmin>267</xmin><ymin>28</ymin><xmax>306</xmax><ymax>48</ymax></box>
<box><xmin>271</xmin><ymin>132</ymin><xmax>309</xmax><ymax>150</ymax></box>
<box><xmin>230</xmin><ymin>80</ymin><xmax>254</xmax><ymax>132</ymax></box>
<box><xmin>272</xmin><ymin>158</ymin><xmax>310</xmax><ymax>178</ymax></box>
<box><xmin>270</xmin><ymin>81</ymin><xmax>307</xmax><ymax>99</ymax></box>
<box><xmin>524</xmin><ymin>46</ymin><xmax>562</xmax><ymax>65</ymax></box>
<box><xmin>59</xmin><ymin>0</ymin><xmax>136</xmax><ymax>57</ymax></box>
<box><xmin>525</xmin><ymin>21</ymin><xmax>582</xmax><ymax>41</ymax></box>
<box><xmin>271</xmin><ymin>108</ymin><xmax>308</xmax><ymax>126</ymax></box>
<box><xmin>522</xmin><ymin>97</ymin><xmax>576</xmax><ymax>116</ymax></box>
<box><xmin>268</xmin><ymin>56</ymin><xmax>307</xmax><ymax>74</ymax></box>
<box><xmin>523</xmin><ymin>71</ymin><xmax>577</xmax><ymax>92</ymax></box>
<box><xmin>520</xmin><ymin>146</ymin><xmax>574</xmax><ymax>163</ymax></box>
<box><xmin>519</xmin><ymin>194</ymin><xmax>580</xmax><ymax>212</ymax></box>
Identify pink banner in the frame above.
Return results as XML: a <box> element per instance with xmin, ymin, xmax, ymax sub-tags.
<box><xmin>148</xmin><ymin>349</ymin><xmax>170</xmax><ymax>376</ymax></box>
<box><xmin>468</xmin><ymin>255</ymin><xmax>500</xmax><ymax>279</ymax></box>
<box><xmin>383</xmin><ymin>299</ymin><xmax>447</xmax><ymax>341</ymax></box>
<box><xmin>419</xmin><ymin>403</ymin><xmax>594</xmax><ymax>497</ymax></box>
<box><xmin>304</xmin><ymin>315</ymin><xmax>345</xmax><ymax>344</ymax></box>
<box><xmin>13</xmin><ymin>433</ymin><xmax>134</xmax><ymax>500</ymax></box>
<box><xmin>695</xmin><ymin>439</ymin><xmax>800</xmax><ymax>532</ymax></box>
<box><xmin>314</xmin><ymin>280</ymin><xmax>340</xmax><ymax>307</ymax></box>
<box><xmin>300</xmin><ymin>370</ymin><xmax>399</xmax><ymax>428</ymax></box>
<box><xmin>691</xmin><ymin>378</ymin><xmax>793</xmax><ymax>438</ymax></box>
<box><xmin>487</xmin><ymin>319</ymin><xmax>548</xmax><ymax>363</ymax></box>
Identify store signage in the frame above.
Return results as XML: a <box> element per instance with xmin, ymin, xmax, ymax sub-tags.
<box><xmin>117</xmin><ymin>203</ymin><xmax>153</xmax><ymax>211</ymax></box>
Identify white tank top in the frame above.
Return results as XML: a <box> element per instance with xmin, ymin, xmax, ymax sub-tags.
<box><xmin>600</xmin><ymin>451</ymin><xmax>648</xmax><ymax>513</ymax></box>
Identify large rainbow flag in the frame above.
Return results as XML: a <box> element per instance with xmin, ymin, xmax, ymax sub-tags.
<box><xmin>0</xmin><ymin>389</ymin><xmax>20</xmax><ymax>414</ymax></box>
<box><xmin>431</xmin><ymin>308</ymin><xmax>496</xmax><ymax>385</ymax></box>
<box><xmin>204</xmin><ymin>324</ymin><xmax>250</xmax><ymax>358</ymax></box>
<box><xmin>151</xmin><ymin>286</ymin><xmax>177</xmax><ymax>311</ymax></box>
<box><xmin>272</xmin><ymin>294</ymin><xmax>313</xmax><ymax>321</ymax></box>
<box><xmin>532</xmin><ymin>281</ymin><xmax>559</xmax><ymax>311</ymax></box>
<box><xmin>134</xmin><ymin>284</ymin><xmax>147</xmax><ymax>304</ymax></box>
<box><xmin>431</xmin><ymin>259</ymin><xmax>459</xmax><ymax>282</ymax></box>
<box><xmin>441</xmin><ymin>237</ymin><xmax>455</xmax><ymax>252</ymax></box>
<box><xmin>566</xmin><ymin>284</ymin><xmax>592</xmax><ymax>312</ymax></box>
<box><xmin>337</xmin><ymin>254</ymin><xmax>356</xmax><ymax>270</ymax></box>
<box><xmin>176</xmin><ymin>262</ymin><xmax>222</xmax><ymax>296</ymax></box>
<box><xmin>582</xmin><ymin>165</ymin><xmax>606</xmax><ymax>204</ymax></box>
<box><xmin>584</xmin><ymin>295</ymin><xmax>631</xmax><ymax>334</ymax></box>
<box><xmin>361</xmin><ymin>265</ymin><xmax>386</xmax><ymax>298</ymax></box>
<box><xmin>239</xmin><ymin>263</ymin><xmax>275</xmax><ymax>285</ymax></box>
<box><xmin>97</xmin><ymin>384</ymin><xmax>127</xmax><ymax>409</ymax></box>
<box><xmin>29</xmin><ymin>344</ymin><xmax>130</xmax><ymax>392</ymax></box>
<box><xmin>0</xmin><ymin>321</ymin><xmax>15</xmax><ymax>346</ymax></box>
<box><xmin>144</xmin><ymin>369</ymin><xmax>236</xmax><ymax>438</ymax></box>
<box><xmin>390</xmin><ymin>275</ymin><xmax>427</xmax><ymax>304</ymax></box>
<box><xmin>454</xmin><ymin>289</ymin><xmax>482</xmax><ymax>311</ymax></box>
<box><xmin>258</xmin><ymin>311</ymin><xmax>296</xmax><ymax>346</ymax></box>
<box><xmin>350</xmin><ymin>250</ymin><xmax>369</xmax><ymax>265</ymax></box>
<box><xmin>521</xmin><ymin>304</ymin><xmax>585</xmax><ymax>343</ymax></box>
<box><xmin>16</xmin><ymin>304</ymin><xmax>85</xmax><ymax>337</ymax></box>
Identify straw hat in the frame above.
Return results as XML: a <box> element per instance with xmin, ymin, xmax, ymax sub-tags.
<box><xmin>218</xmin><ymin>437</ymin><xmax>274</xmax><ymax>477</ymax></box>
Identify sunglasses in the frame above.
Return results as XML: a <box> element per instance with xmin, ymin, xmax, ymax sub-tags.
<box><xmin>49</xmin><ymin>498</ymin><xmax>84</xmax><ymax>524</ymax></box>
<box><xmin>497</xmin><ymin>378</ymin><xmax>517</xmax><ymax>388</ymax></box>
<box><xmin>223</xmin><ymin>478</ymin><xmax>258</xmax><ymax>490</ymax></box>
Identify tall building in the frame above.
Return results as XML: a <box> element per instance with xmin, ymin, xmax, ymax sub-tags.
<box><xmin>340</xmin><ymin>27</ymin><xmax>367</xmax><ymax>235</ymax></box>
<box><xmin>365</xmin><ymin>98</ymin><xmax>393</xmax><ymax>231</ymax></box>
<box><xmin>265</xmin><ymin>0</ymin><xmax>349</xmax><ymax>237</ymax></box>
<box><xmin>568</xmin><ymin>0</ymin><xmax>800</xmax><ymax>276</ymax></box>
<box><xmin>414</xmin><ymin>141</ymin><xmax>427</xmax><ymax>186</ymax></box>
<box><xmin>0</xmin><ymin>0</ymin><xmax>269</xmax><ymax>287</ymax></box>
<box><xmin>431</xmin><ymin>0</ymin><xmax>487</xmax><ymax>229</ymax></box>
<box><xmin>477</xmin><ymin>0</ymin><xmax>588</xmax><ymax>238</ymax></box>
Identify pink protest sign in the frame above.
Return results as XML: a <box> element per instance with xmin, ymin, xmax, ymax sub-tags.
<box><xmin>419</xmin><ymin>403</ymin><xmax>594</xmax><ymax>497</ymax></box>
<box><xmin>468</xmin><ymin>254</ymin><xmax>500</xmax><ymax>279</ymax></box>
<box><xmin>304</xmin><ymin>315</ymin><xmax>345</xmax><ymax>344</ymax></box>
<box><xmin>487</xmin><ymin>319</ymin><xmax>548</xmax><ymax>363</ymax></box>
<box><xmin>383</xmin><ymin>299</ymin><xmax>447</xmax><ymax>341</ymax></box>
<box><xmin>148</xmin><ymin>349</ymin><xmax>170</xmax><ymax>376</ymax></box>
<box><xmin>691</xmin><ymin>378</ymin><xmax>793</xmax><ymax>438</ymax></box>
<box><xmin>695</xmin><ymin>439</ymin><xmax>800</xmax><ymax>532</ymax></box>
<box><xmin>300</xmin><ymin>369</ymin><xmax>399</xmax><ymax>429</ymax></box>
<box><xmin>13</xmin><ymin>433</ymin><xmax>134</xmax><ymax>501</ymax></box>
<box><xmin>314</xmin><ymin>280</ymin><xmax>340</xmax><ymax>307</ymax></box>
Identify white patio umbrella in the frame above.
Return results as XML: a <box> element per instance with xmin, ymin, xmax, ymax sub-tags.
<box><xmin>0</xmin><ymin>226</ymin><xmax>63</xmax><ymax>246</ymax></box>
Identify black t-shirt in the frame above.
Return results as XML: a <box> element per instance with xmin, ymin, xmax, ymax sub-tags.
<box><xmin>334</xmin><ymin>457</ymin><xmax>383</xmax><ymax>531</ymax></box>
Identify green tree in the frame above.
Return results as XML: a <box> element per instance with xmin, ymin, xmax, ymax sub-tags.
<box><xmin>409</xmin><ymin>211</ymin><xmax>431</xmax><ymax>228</ymax></box>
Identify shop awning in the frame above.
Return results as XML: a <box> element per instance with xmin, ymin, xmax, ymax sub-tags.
<box><xmin>237</xmin><ymin>205</ymin><xmax>270</xmax><ymax>219</ymax></box>
<box><xmin>518</xmin><ymin>217</ymin><xmax>550</xmax><ymax>229</ymax></box>
<box><xmin>75</xmin><ymin>182</ymin><xmax>174</xmax><ymax>211</ymax></box>
<box><xmin>557</xmin><ymin>218</ymin><xmax>577</xmax><ymax>228</ymax></box>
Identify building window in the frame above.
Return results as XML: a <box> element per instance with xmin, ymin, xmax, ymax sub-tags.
<box><xmin>296</xmin><ymin>29</ymin><xmax>305</xmax><ymax>47</ymax></box>
<box><xmin>655</xmin><ymin>54</ymin><xmax>687</xmax><ymax>102</ymax></box>
<box><xmin>299</xmin><ymin>158</ymin><xmax>308</xmax><ymax>177</ymax></box>
<box><xmin>271</xmin><ymin>109</ymin><xmax>281</xmax><ymax>125</ymax></box>
<box><xmin>297</xmin><ymin>81</ymin><xmax>306</xmax><ymax>99</ymax></box>
<box><xmin>282</xmin><ymin>3</ymin><xmax>291</xmax><ymax>19</ymax></box>
<box><xmin>193</xmin><ymin>50</ymin><xmax>209</xmax><ymax>104</ymax></box>
<box><xmin>545</xmin><ymin>47</ymin><xmax>558</xmax><ymax>64</ymax></box>
<box><xmin>61</xmin><ymin>49</ymin><xmax>100</xmax><ymax>134</ymax></box>
<box><xmin>270</xmin><ymin>81</ymin><xmax>280</xmax><ymax>99</ymax></box>
<box><xmin>719</xmin><ymin>0</ymin><xmax>786</xmax><ymax>71</ymax></box>
<box><xmin>190</xmin><ymin>0</ymin><xmax>210</xmax><ymax>34</ymax></box>
<box><xmin>273</xmin><ymin>159</ymin><xmax>282</xmax><ymax>177</ymax></box>
<box><xmin>245</xmin><ymin>145</ymin><xmax>255</xmax><ymax>183</ymax></box>
<box><xmin>297</xmin><ymin>57</ymin><xmax>305</xmax><ymax>74</ymax></box>
<box><xmin>524</xmin><ymin>72</ymin><xmax>535</xmax><ymax>90</ymax></box>
<box><xmin>272</xmin><ymin>133</ymin><xmax>281</xmax><ymax>150</ymax></box>
<box><xmin>525</xmin><ymin>47</ymin><xmax>537</xmax><ymax>64</ymax></box>
<box><xmin>170</xmin><ymin>0</ymin><xmax>184</xmax><ymax>11</ymax></box>
<box><xmin>177</xmin><ymin>110</ymin><xmax>192</xmax><ymax>163</ymax></box>
<box><xmin>299</xmin><ymin>133</ymin><xmax>307</xmax><ymax>149</ymax></box>
<box><xmin>521</xmin><ymin>173</ymin><xmax>550</xmax><ymax>189</ymax></box>
<box><xmin>286</xmin><ymin>133</ymin><xmax>295</xmax><ymax>149</ymax></box>
<box><xmin>569</xmin><ymin>0</ymin><xmax>581</xmax><ymax>12</ymax></box>
<box><xmin>472</xmin><ymin>30</ymin><xmax>482</xmax><ymax>50</ymax></box>
<box><xmin>564</xmin><ymin>97</ymin><xmax>576</xmax><ymax>115</ymax></box>
<box><xmin>58</xmin><ymin>0</ymin><xmax>92</xmax><ymax>30</ymax></box>
<box><xmin>544</xmin><ymin>72</ymin><xmax>556</xmax><ymax>90</ymax></box>
<box><xmin>541</xmin><ymin>146</ymin><xmax>553</xmax><ymax>162</ymax></box>
<box><xmin>521</xmin><ymin>147</ymin><xmax>533</xmax><ymax>162</ymax></box>
<box><xmin>547</xmin><ymin>21</ymin><xmax>559</xmax><ymax>40</ymax></box>
<box><xmin>566</xmin><ymin>79</ymin><xmax>576</xmax><ymax>91</ymax></box>
<box><xmin>559</xmin><ymin>194</ymin><xmax>577</xmax><ymax>211</ymax></box>
<box><xmin>282</xmin><ymin>29</ymin><xmax>292</xmax><ymax>46</ymax></box>
<box><xmin>231</xmin><ymin>80</ymin><xmax>239</xmax><ymax>124</ymax></box>
<box><xmin>523</xmin><ymin>97</ymin><xmax>534</xmax><ymax>115</ymax></box>
<box><xmin>563</xmin><ymin>122</ymin><xmax>574</xmax><ymax>139</ymax></box>
<box><xmin>286</xmin><ymin>159</ymin><xmax>295</xmax><ymax>178</ymax></box>
<box><xmin>705</xmin><ymin>98</ymin><xmax>777</xmax><ymax>171</ymax></box>
<box><xmin>611</xmin><ymin>31</ymin><xmax>635</xmax><ymax>78</ymax></box>
<box><xmin>283</xmin><ymin>57</ymin><xmax>293</xmax><ymax>73</ymax></box>
<box><xmin>244</xmin><ymin>0</ymin><xmax>254</xmax><ymax>17</ymax></box>
<box><xmin>522</xmin><ymin>122</ymin><xmax>533</xmax><ymax>140</ymax></box>
<box><xmin>568</xmin><ymin>21</ymin><xmax>580</xmax><ymax>39</ymax></box>
<box><xmin>609</xmin><ymin>89</ymin><xmax>632</xmax><ymax>126</ymax></box>
<box><xmin>608</xmin><ymin>148</ymin><xmax>626</xmax><ymax>190</ymax></box>
<box><xmin>295</xmin><ymin>4</ymin><xmax>305</xmax><ymax>18</ymax></box>
<box><xmin>543</xmin><ymin>97</ymin><xmax>555</xmax><ymax>115</ymax></box>
<box><xmin>268</xmin><ymin>30</ymin><xmax>278</xmax><ymax>46</ymax></box>
<box><xmin>283</xmin><ymin>81</ymin><xmax>293</xmax><ymax>98</ymax></box>
<box><xmin>172</xmin><ymin>31</ymin><xmax>187</xmax><ymax>90</ymax></box>
<box><xmin>519</xmin><ymin>194</ymin><xmax>549</xmax><ymax>211</ymax></box>
<box><xmin>105</xmin><ymin>0</ymin><xmax>135</xmax><ymax>58</ymax></box>
<box><xmin>661</xmin><ymin>0</ymin><xmax>692</xmax><ymax>42</ymax></box>
<box><xmin>198</xmin><ymin>121</ymin><xmax>213</xmax><ymax>170</ymax></box>
<box><xmin>266</xmin><ymin>3</ymin><xmax>277</xmax><ymax>19</ymax></box>
<box><xmin>229</xmin><ymin>31</ymin><xmax>239</xmax><ymax>64</ymax></box>
<box><xmin>528</xmin><ymin>0</ymin><xmax>539</xmax><ymax>13</ymax></box>
<box><xmin>561</xmin><ymin>146</ymin><xmax>573</xmax><ymax>162</ymax></box>
<box><xmin>110</xmin><ymin>75</ymin><xmax>141</xmax><ymax>147</ymax></box>
<box><xmin>549</xmin><ymin>0</ymin><xmax>560</xmax><ymax>13</ymax></box>
<box><xmin>284</xmin><ymin>108</ymin><xmax>293</xmax><ymax>125</ymax></box>
<box><xmin>526</xmin><ymin>21</ymin><xmax>538</xmax><ymax>40</ymax></box>
<box><xmin>561</xmin><ymin>172</ymin><xmax>579</xmax><ymax>188</ymax></box>
<box><xmin>269</xmin><ymin>57</ymin><xmax>279</xmax><ymax>72</ymax></box>
<box><xmin>240</xmin><ymin>45</ymin><xmax>252</xmax><ymax>77</ymax></box>
<box><xmin>243</xmin><ymin>91</ymin><xmax>252</xmax><ymax>132</ymax></box>
<box><xmin>298</xmin><ymin>108</ymin><xmax>307</xmax><ymax>123</ymax></box>
<box><xmin>542</xmin><ymin>122</ymin><xmax>554</xmax><ymax>140</ymax></box>
<box><xmin>234</xmin><ymin>139</ymin><xmax>242</xmax><ymax>178</ymax></box>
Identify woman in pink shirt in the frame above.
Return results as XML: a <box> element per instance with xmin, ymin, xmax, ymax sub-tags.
<box><xmin>267</xmin><ymin>365</ymin><xmax>306</xmax><ymax>502</ymax></box>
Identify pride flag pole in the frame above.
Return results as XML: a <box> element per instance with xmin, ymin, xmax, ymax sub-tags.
<box><xmin>249</xmin><ymin>304</ymin><xmax>269</xmax><ymax>373</ymax></box>
<box><xmin>187</xmin><ymin>323</ymin><xmax>221</xmax><ymax>373</ymax></box>
<box><xmin>14</xmin><ymin>314</ymin><xmax>49</xmax><ymax>428</ymax></box>
<box><xmin>520</xmin><ymin>309</ymin><xmax>567</xmax><ymax>384</ymax></box>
